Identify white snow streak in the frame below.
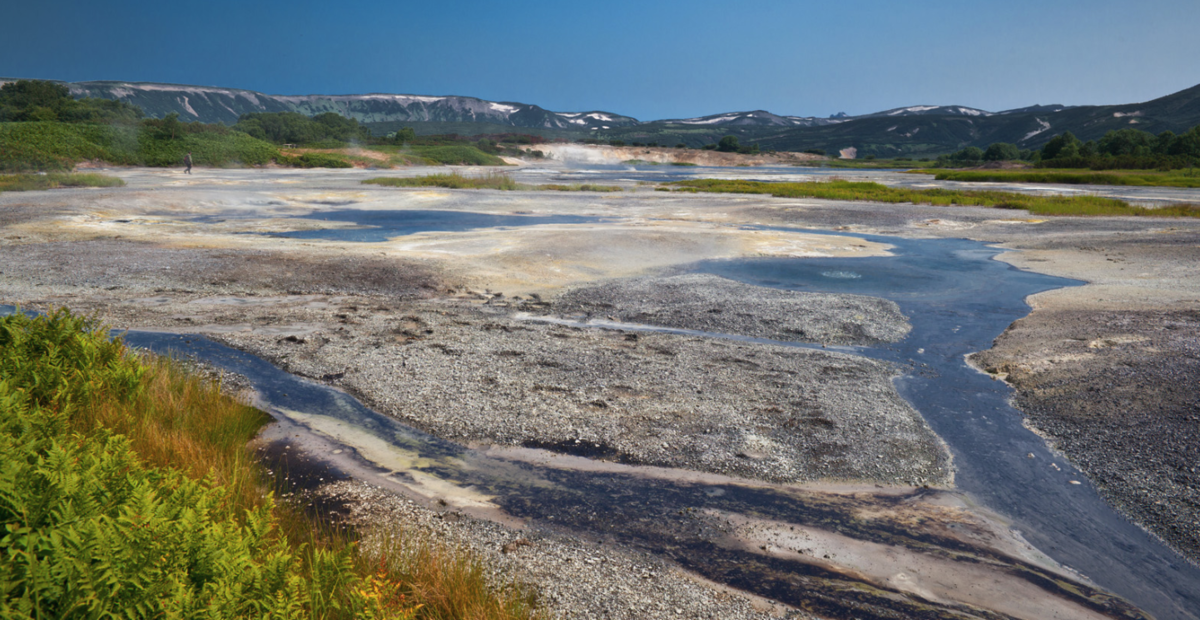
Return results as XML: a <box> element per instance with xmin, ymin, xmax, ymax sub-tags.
<box><xmin>678</xmin><ymin>115</ymin><xmax>740</xmax><ymax>125</ymax></box>
<box><xmin>888</xmin><ymin>106</ymin><xmax>938</xmax><ymax>116</ymax></box>
<box><xmin>179</xmin><ymin>96</ymin><xmax>198</xmax><ymax>117</ymax></box>
<box><xmin>1022</xmin><ymin>118</ymin><xmax>1052</xmax><ymax>141</ymax></box>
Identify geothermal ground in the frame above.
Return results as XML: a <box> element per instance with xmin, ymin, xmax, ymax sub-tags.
<box><xmin>2</xmin><ymin>161</ymin><xmax>1198</xmax><ymax>619</ymax></box>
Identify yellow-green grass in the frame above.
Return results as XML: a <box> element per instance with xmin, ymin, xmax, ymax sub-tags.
<box><xmin>367</xmin><ymin>145</ymin><xmax>507</xmax><ymax>166</ymax></box>
<box><xmin>0</xmin><ymin>309</ymin><xmax>541</xmax><ymax>620</ymax></box>
<box><xmin>537</xmin><ymin>183</ymin><xmax>622</xmax><ymax>192</ymax></box>
<box><xmin>0</xmin><ymin>172</ymin><xmax>125</xmax><ymax>192</ymax></box>
<box><xmin>669</xmin><ymin>178</ymin><xmax>1200</xmax><ymax>217</ymax></box>
<box><xmin>365</xmin><ymin>173</ymin><xmax>621</xmax><ymax>192</ymax></box>
<box><xmin>913</xmin><ymin>168</ymin><xmax>1200</xmax><ymax>188</ymax></box>
<box><xmin>794</xmin><ymin>157</ymin><xmax>930</xmax><ymax>169</ymax></box>
<box><xmin>366</xmin><ymin>172</ymin><xmax>525</xmax><ymax>190</ymax></box>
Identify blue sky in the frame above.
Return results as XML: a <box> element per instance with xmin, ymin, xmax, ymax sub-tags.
<box><xmin>3</xmin><ymin>0</ymin><xmax>1199</xmax><ymax>120</ymax></box>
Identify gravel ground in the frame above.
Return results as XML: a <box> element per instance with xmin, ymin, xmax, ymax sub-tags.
<box><xmin>313</xmin><ymin>481</ymin><xmax>796</xmax><ymax>620</ymax></box>
<box><xmin>972</xmin><ymin>306</ymin><xmax>1200</xmax><ymax>562</ymax></box>
<box><xmin>214</xmin><ymin>298</ymin><xmax>949</xmax><ymax>487</ymax></box>
<box><xmin>550</xmin><ymin>273</ymin><xmax>910</xmax><ymax>346</ymax></box>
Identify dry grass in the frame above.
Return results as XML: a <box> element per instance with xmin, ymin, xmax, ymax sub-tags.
<box><xmin>360</xmin><ymin>530</ymin><xmax>540</xmax><ymax>620</ymax></box>
<box><xmin>71</xmin><ymin>355</ymin><xmax>273</xmax><ymax>516</ymax></box>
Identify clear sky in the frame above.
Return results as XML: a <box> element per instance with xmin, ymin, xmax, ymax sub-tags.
<box><xmin>3</xmin><ymin>0</ymin><xmax>1199</xmax><ymax>121</ymax></box>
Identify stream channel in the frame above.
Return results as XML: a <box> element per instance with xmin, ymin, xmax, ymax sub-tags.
<box><xmin>8</xmin><ymin>230</ymin><xmax>1198</xmax><ymax>619</ymax></box>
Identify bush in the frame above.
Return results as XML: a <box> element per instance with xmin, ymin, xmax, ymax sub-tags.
<box><xmin>0</xmin><ymin>80</ymin><xmax>143</xmax><ymax>124</ymax></box>
<box><xmin>234</xmin><ymin>111</ymin><xmax>370</xmax><ymax>145</ymax></box>
<box><xmin>278</xmin><ymin>152</ymin><xmax>354</xmax><ymax>168</ymax></box>
<box><xmin>1041</xmin><ymin>132</ymin><xmax>1082</xmax><ymax>160</ymax></box>
<box><xmin>0</xmin><ymin>311</ymin><xmax>325</xmax><ymax>619</ymax></box>
<box><xmin>365</xmin><ymin>172</ymin><xmax>522</xmax><ymax>190</ymax></box>
<box><xmin>983</xmin><ymin>142</ymin><xmax>1020</xmax><ymax>161</ymax></box>
<box><xmin>0</xmin><ymin>309</ymin><xmax>541</xmax><ymax>620</ymax></box>
<box><xmin>0</xmin><ymin>172</ymin><xmax>125</xmax><ymax>192</ymax></box>
<box><xmin>0</xmin><ymin>121</ymin><xmax>279</xmax><ymax>171</ymax></box>
<box><xmin>0</xmin><ymin>122</ymin><xmax>118</xmax><ymax>171</ymax></box>
<box><xmin>409</xmin><ymin>145</ymin><xmax>506</xmax><ymax>166</ymax></box>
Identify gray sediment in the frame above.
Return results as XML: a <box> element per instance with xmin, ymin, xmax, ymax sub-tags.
<box><xmin>551</xmin><ymin>273</ymin><xmax>911</xmax><ymax>346</ymax></box>
<box><xmin>216</xmin><ymin>299</ymin><xmax>950</xmax><ymax>487</ymax></box>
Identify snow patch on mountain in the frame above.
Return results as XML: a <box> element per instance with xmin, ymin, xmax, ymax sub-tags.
<box><xmin>678</xmin><ymin>115</ymin><xmax>740</xmax><ymax>125</ymax></box>
<box><xmin>889</xmin><ymin>106</ymin><xmax>939</xmax><ymax>116</ymax></box>
<box><xmin>1022</xmin><ymin>118</ymin><xmax>1052</xmax><ymax>142</ymax></box>
<box><xmin>179</xmin><ymin>96</ymin><xmax>198</xmax><ymax>117</ymax></box>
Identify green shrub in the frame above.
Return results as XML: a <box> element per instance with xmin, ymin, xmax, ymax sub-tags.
<box><xmin>278</xmin><ymin>152</ymin><xmax>354</xmax><ymax>168</ymax></box>
<box><xmin>0</xmin><ymin>311</ymin><xmax>324</xmax><ymax>618</ymax></box>
<box><xmin>409</xmin><ymin>146</ymin><xmax>506</xmax><ymax>166</ymax></box>
<box><xmin>537</xmin><ymin>183</ymin><xmax>622</xmax><ymax>192</ymax></box>
<box><xmin>925</xmin><ymin>169</ymin><xmax>1200</xmax><ymax>188</ymax></box>
<box><xmin>0</xmin><ymin>80</ymin><xmax>143</xmax><ymax>124</ymax></box>
<box><xmin>0</xmin><ymin>122</ymin><xmax>118</xmax><ymax>171</ymax></box>
<box><xmin>0</xmin><ymin>310</ymin><xmax>541</xmax><ymax>620</ymax></box>
<box><xmin>0</xmin><ymin>172</ymin><xmax>125</xmax><ymax>192</ymax></box>
<box><xmin>365</xmin><ymin>172</ymin><xmax>522</xmax><ymax>190</ymax></box>
<box><xmin>0</xmin><ymin>121</ymin><xmax>279</xmax><ymax>171</ymax></box>
<box><xmin>138</xmin><ymin>129</ymin><xmax>279</xmax><ymax>167</ymax></box>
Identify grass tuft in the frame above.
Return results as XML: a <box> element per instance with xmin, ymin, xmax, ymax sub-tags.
<box><xmin>669</xmin><ymin>178</ymin><xmax>1200</xmax><ymax>217</ymax></box>
<box><xmin>364</xmin><ymin>173</ymin><xmax>622</xmax><ymax>193</ymax></box>
<box><xmin>0</xmin><ymin>172</ymin><xmax>125</xmax><ymax>192</ymax></box>
<box><xmin>537</xmin><ymin>183</ymin><xmax>622</xmax><ymax>192</ymax></box>
<box><xmin>365</xmin><ymin>172</ymin><xmax>525</xmax><ymax>190</ymax></box>
<box><xmin>915</xmin><ymin>168</ymin><xmax>1200</xmax><ymax>188</ymax></box>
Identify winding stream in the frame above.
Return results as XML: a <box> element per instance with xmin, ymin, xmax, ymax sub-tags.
<box><xmin>7</xmin><ymin>231</ymin><xmax>1198</xmax><ymax>619</ymax></box>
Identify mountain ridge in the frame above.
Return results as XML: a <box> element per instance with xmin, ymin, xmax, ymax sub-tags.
<box><xmin>3</xmin><ymin>77</ymin><xmax>1197</xmax><ymax>156</ymax></box>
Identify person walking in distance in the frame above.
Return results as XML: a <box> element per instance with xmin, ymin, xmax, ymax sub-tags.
<box><xmin>184</xmin><ymin>152</ymin><xmax>193</xmax><ymax>174</ymax></box>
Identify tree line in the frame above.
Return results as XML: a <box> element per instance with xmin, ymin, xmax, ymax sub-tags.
<box><xmin>0</xmin><ymin>80</ymin><xmax>143</xmax><ymax>124</ymax></box>
<box><xmin>937</xmin><ymin>125</ymin><xmax>1200</xmax><ymax>169</ymax></box>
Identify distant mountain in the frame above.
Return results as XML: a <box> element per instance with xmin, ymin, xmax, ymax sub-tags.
<box><xmin>4</xmin><ymin>77</ymin><xmax>1197</xmax><ymax>156</ymax></box>
<box><xmin>749</xmin><ymin>83</ymin><xmax>1200</xmax><ymax>157</ymax></box>
<box><xmin>658</xmin><ymin>110</ymin><xmax>840</xmax><ymax>128</ymax></box>
<box><xmin>863</xmin><ymin>105</ymin><xmax>994</xmax><ymax>118</ymax></box>
<box><xmin>0</xmin><ymin>79</ymin><xmax>640</xmax><ymax>130</ymax></box>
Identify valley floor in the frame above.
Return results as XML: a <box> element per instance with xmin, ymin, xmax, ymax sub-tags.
<box><xmin>2</xmin><ymin>165</ymin><xmax>1198</xmax><ymax>619</ymax></box>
